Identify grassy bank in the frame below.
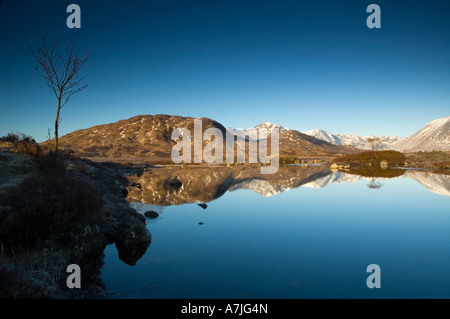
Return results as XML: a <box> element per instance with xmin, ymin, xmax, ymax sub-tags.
<box><xmin>404</xmin><ymin>150</ymin><xmax>450</xmax><ymax>174</ymax></box>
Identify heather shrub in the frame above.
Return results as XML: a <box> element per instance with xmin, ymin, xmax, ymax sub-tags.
<box><xmin>414</xmin><ymin>150</ymin><xmax>448</xmax><ymax>162</ymax></box>
<box><xmin>15</xmin><ymin>140</ymin><xmax>40</xmax><ymax>156</ymax></box>
<box><xmin>0</xmin><ymin>173</ymin><xmax>104</xmax><ymax>251</ymax></box>
<box><xmin>333</xmin><ymin>150</ymin><xmax>406</xmax><ymax>167</ymax></box>
<box><xmin>34</xmin><ymin>151</ymin><xmax>65</xmax><ymax>175</ymax></box>
<box><xmin>0</xmin><ymin>133</ymin><xmax>21</xmax><ymax>143</ymax></box>
<box><xmin>0</xmin><ymin>133</ymin><xmax>40</xmax><ymax>156</ymax></box>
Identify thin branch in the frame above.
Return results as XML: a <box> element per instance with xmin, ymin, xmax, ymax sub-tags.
<box><xmin>28</xmin><ymin>35</ymin><xmax>88</xmax><ymax>103</ymax></box>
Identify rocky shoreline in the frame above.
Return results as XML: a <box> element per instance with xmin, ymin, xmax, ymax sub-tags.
<box><xmin>0</xmin><ymin>148</ymin><xmax>151</xmax><ymax>298</ymax></box>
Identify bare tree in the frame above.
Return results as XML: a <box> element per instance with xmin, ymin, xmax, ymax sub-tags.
<box><xmin>366</xmin><ymin>137</ymin><xmax>380</xmax><ymax>151</ymax></box>
<box><xmin>28</xmin><ymin>35</ymin><xmax>89</xmax><ymax>153</ymax></box>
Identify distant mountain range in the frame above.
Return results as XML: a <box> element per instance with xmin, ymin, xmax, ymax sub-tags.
<box><xmin>56</xmin><ymin>114</ymin><xmax>449</xmax><ymax>163</ymax></box>
<box><xmin>301</xmin><ymin>129</ymin><xmax>404</xmax><ymax>151</ymax></box>
<box><xmin>232</xmin><ymin>115</ymin><xmax>449</xmax><ymax>152</ymax></box>
<box><xmin>302</xmin><ymin>116</ymin><xmax>449</xmax><ymax>152</ymax></box>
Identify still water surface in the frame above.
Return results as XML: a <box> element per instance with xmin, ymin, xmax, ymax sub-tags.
<box><xmin>101</xmin><ymin>167</ymin><xmax>450</xmax><ymax>298</ymax></box>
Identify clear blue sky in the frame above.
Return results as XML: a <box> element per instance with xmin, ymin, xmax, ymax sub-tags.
<box><xmin>0</xmin><ymin>0</ymin><xmax>449</xmax><ymax>142</ymax></box>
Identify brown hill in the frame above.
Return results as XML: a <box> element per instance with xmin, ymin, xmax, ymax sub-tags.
<box><xmin>278</xmin><ymin>129</ymin><xmax>357</xmax><ymax>159</ymax></box>
<box><xmin>54</xmin><ymin>114</ymin><xmax>358</xmax><ymax>164</ymax></box>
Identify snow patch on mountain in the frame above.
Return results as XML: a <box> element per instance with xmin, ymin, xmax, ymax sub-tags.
<box><xmin>227</xmin><ymin>122</ymin><xmax>289</xmax><ymax>140</ymax></box>
<box><xmin>228</xmin><ymin>178</ymin><xmax>285</xmax><ymax>197</ymax></box>
<box><xmin>302</xmin><ymin>171</ymin><xmax>363</xmax><ymax>188</ymax></box>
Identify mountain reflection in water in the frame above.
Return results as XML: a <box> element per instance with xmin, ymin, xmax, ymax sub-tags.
<box><xmin>125</xmin><ymin>166</ymin><xmax>450</xmax><ymax>206</ymax></box>
<box><xmin>102</xmin><ymin>165</ymin><xmax>450</xmax><ymax>298</ymax></box>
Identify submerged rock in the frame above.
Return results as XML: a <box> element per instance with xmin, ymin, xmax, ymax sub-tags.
<box><xmin>130</xmin><ymin>182</ymin><xmax>142</xmax><ymax>190</ymax></box>
<box><xmin>197</xmin><ymin>203</ymin><xmax>207</xmax><ymax>209</ymax></box>
<box><xmin>115</xmin><ymin>240</ymin><xmax>151</xmax><ymax>267</ymax></box>
<box><xmin>168</xmin><ymin>177</ymin><xmax>182</xmax><ymax>189</ymax></box>
<box><xmin>144</xmin><ymin>210</ymin><xmax>159</xmax><ymax>218</ymax></box>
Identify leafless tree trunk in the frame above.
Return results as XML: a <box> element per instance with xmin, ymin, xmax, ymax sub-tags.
<box><xmin>28</xmin><ymin>35</ymin><xmax>89</xmax><ymax>154</ymax></box>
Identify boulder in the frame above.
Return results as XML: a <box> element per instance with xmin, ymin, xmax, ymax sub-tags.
<box><xmin>144</xmin><ymin>210</ymin><xmax>159</xmax><ymax>218</ymax></box>
<box><xmin>115</xmin><ymin>240</ymin><xmax>151</xmax><ymax>267</ymax></box>
<box><xmin>115</xmin><ymin>210</ymin><xmax>151</xmax><ymax>266</ymax></box>
<box><xmin>65</xmin><ymin>163</ymin><xmax>79</xmax><ymax>172</ymax></box>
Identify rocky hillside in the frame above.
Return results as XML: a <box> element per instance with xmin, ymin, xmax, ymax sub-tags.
<box><xmin>278</xmin><ymin>129</ymin><xmax>357</xmax><ymax>159</ymax></box>
<box><xmin>55</xmin><ymin>114</ymin><xmax>226</xmax><ymax>163</ymax></box>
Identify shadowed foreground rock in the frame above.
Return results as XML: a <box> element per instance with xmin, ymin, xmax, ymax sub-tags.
<box><xmin>115</xmin><ymin>210</ymin><xmax>152</xmax><ymax>266</ymax></box>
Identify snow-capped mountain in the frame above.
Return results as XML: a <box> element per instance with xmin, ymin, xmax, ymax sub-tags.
<box><xmin>226</xmin><ymin>122</ymin><xmax>289</xmax><ymax>140</ymax></box>
<box><xmin>302</xmin><ymin>116</ymin><xmax>449</xmax><ymax>152</ymax></box>
<box><xmin>225</xmin><ymin>122</ymin><xmax>358</xmax><ymax>158</ymax></box>
<box><xmin>302</xmin><ymin>129</ymin><xmax>403</xmax><ymax>150</ymax></box>
<box><xmin>390</xmin><ymin>116</ymin><xmax>450</xmax><ymax>152</ymax></box>
<box><xmin>253</xmin><ymin>122</ymin><xmax>289</xmax><ymax>133</ymax></box>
